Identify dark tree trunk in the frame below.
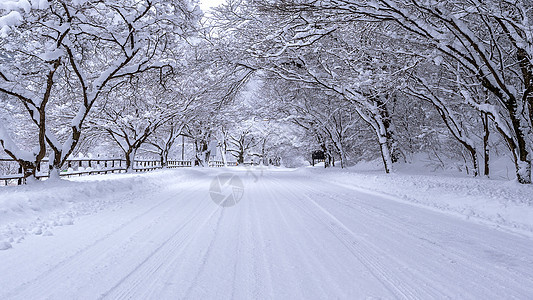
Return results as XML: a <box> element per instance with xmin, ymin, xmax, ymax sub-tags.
<box><xmin>237</xmin><ymin>151</ymin><xmax>245</xmax><ymax>165</ymax></box>
<box><xmin>482</xmin><ymin>112</ymin><xmax>490</xmax><ymax>177</ymax></box>
<box><xmin>506</xmin><ymin>98</ymin><xmax>531</xmax><ymax>183</ymax></box>
<box><xmin>124</xmin><ymin>148</ymin><xmax>136</xmax><ymax>172</ymax></box>
<box><xmin>377</xmin><ymin>96</ymin><xmax>403</xmax><ymax>163</ymax></box>
<box><xmin>160</xmin><ymin>148</ymin><xmax>169</xmax><ymax>168</ymax></box>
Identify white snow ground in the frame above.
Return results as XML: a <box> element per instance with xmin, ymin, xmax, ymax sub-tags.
<box><xmin>1</xmin><ymin>167</ymin><xmax>533</xmax><ymax>299</ymax></box>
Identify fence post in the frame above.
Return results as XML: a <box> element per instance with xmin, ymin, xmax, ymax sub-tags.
<box><xmin>17</xmin><ymin>166</ymin><xmax>23</xmax><ymax>185</ymax></box>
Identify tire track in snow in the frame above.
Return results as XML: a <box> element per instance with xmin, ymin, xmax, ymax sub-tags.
<box><xmin>265</xmin><ymin>174</ymin><xmax>346</xmax><ymax>298</ymax></box>
<box><xmin>113</xmin><ymin>173</ymin><xmax>259</xmax><ymax>299</ymax></box>
<box><xmin>2</xmin><ymin>179</ymin><xmax>205</xmax><ymax>298</ymax></box>
<box><xmin>281</xmin><ymin>175</ymin><xmax>533</xmax><ymax>298</ymax></box>
<box><xmin>268</xmin><ymin>175</ymin><xmax>429</xmax><ymax>299</ymax></box>
<box><xmin>248</xmin><ymin>177</ymin><xmax>275</xmax><ymax>299</ymax></box>
<box><xmin>100</xmin><ymin>201</ymin><xmax>224</xmax><ymax>299</ymax></box>
<box><xmin>307</xmin><ymin>186</ymin><xmax>533</xmax><ymax>298</ymax></box>
<box><xmin>306</xmin><ymin>189</ymin><xmax>470</xmax><ymax>297</ymax></box>
<box><xmin>228</xmin><ymin>177</ymin><xmax>264</xmax><ymax>299</ymax></box>
<box><xmin>308</xmin><ymin>178</ymin><xmax>533</xmax><ymax>288</ymax></box>
<box><xmin>182</xmin><ymin>207</ymin><xmax>226</xmax><ymax>298</ymax></box>
<box><xmin>3</xmin><ymin>179</ymin><xmax>207</xmax><ymax>299</ymax></box>
<box><xmin>229</xmin><ymin>198</ymin><xmax>246</xmax><ymax>300</ymax></box>
<box><xmin>4</xmin><ymin>170</ymin><xmax>533</xmax><ymax>299</ymax></box>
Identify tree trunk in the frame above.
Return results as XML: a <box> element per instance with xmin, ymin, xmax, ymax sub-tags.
<box><xmin>204</xmin><ymin>150</ymin><xmax>211</xmax><ymax>166</ymax></box>
<box><xmin>22</xmin><ymin>162</ymin><xmax>38</xmax><ymax>183</ymax></box>
<box><xmin>125</xmin><ymin>148</ymin><xmax>136</xmax><ymax>172</ymax></box>
<box><xmin>237</xmin><ymin>151</ymin><xmax>245</xmax><ymax>165</ymax></box>
<box><xmin>372</xmin><ymin>115</ymin><xmax>394</xmax><ymax>174</ymax></box>
<box><xmin>506</xmin><ymin>100</ymin><xmax>532</xmax><ymax>184</ymax></box>
<box><xmin>378</xmin><ymin>138</ymin><xmax>393</xmax><ymax>174</ymax></box>
<box><xmin>48</xmin><ymin>150</ymin><xmax>65</xmax><ymax>181</ymax></box>
<box><xmin>463</xmin><ymin>143</ymin><xmax>479</xmax><ymax>177</ymax></box>
<box><xmin>48</xmin><ymin>166</ymin><xmax>61</xmax><ymax>181</ymax></box>
<box><xmin>482</xmin><ymin>112</ymin><xmax>490</xmax><ymax>177</ymax></box>
<box><xmin>221</xmin><ymin>143</ymin><xmax>228</xmax><ymax>167</ymax></box>
<box><xmin>161</xmin><ymin>149</ymin><xmax>169</xmax><ymax>168</ymax></box>
<box><xmin>516</xmin><ymin>160</ymin><xmax>532</xmax><ymax>184</ymax></box>
<box><xmin>194</xmin><ymin>140</ymin><xmax>208</xmax><ymax>167</ymax></box>
<box><xmin>377</xmin><ymin>97</ymin><xmax>403</xmax><ymax>163</ymax></box>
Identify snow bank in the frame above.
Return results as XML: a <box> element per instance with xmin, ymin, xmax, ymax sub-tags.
<box><xmin>307</xmin><ymin>163</ymin><xmax>533</xmax><ymax>236</ymax></box>
<box><xmin>0</xmin><ymin>169</ymin><xmax>202</xmax><ymax>250</ymax></box>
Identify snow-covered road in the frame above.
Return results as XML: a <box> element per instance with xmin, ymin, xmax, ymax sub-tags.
<box><xmin>1</xmin><ymin>168</ymin><xmax>533</xmax><ymax>299</ymax></box>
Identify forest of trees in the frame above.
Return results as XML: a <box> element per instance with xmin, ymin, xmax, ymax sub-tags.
<box><xmin>1</xmin><ymin>0</ymin><xmax>532</xmax><ymax>183</ymax></box>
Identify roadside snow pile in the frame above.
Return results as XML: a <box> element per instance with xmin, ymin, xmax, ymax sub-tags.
<box><xmin>309</xmin><ymin>166</ymin><xmax>533</xmax><ymax>236</ymax></box>
<box><xmin>0</xmin><ymin>169</ymin><xmax>199</xmax><ymax>250</ymax></box>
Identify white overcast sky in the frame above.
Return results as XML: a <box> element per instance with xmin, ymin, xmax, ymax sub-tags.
<box><xmin>199</xmin><ymin>0</ymin><xmax>225</xmax><ymax>11</ymax></box>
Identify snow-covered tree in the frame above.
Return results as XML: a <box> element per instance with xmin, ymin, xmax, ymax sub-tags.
<box><xmin>254</xmin><ymin>0</ymin><xmax>533</xmax><ymax>182</ymax></box>
<box><xmin>213</xmin><ymin>1</ymin><xmax>411</xmax><ymax>172</ymax></box>
<box><xmin>91</xmin><ymin>70</ymin><xmax>192</xmax><ymax>171</ymax></box>
<box><xmin>0</xmin><ymin>0</ymin><xmax>200</xmax><ymax>179</ymax></box>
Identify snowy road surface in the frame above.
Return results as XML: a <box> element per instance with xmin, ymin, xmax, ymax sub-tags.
<box><xmin>1</xmin><ymin>168</ymin><xmax>533</xmax><ymax>299</ymax></box>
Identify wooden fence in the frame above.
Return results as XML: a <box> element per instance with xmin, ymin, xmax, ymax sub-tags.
<box><xmin>0</xmin><ymin>157</ymin><xmax>260</xmax><ymax>186</ymax></box>
<box><xmin>208</xmin><ymin>161</ymin><xmax>258</xmax><ymax>167</ymax></box>
<box><xmin>0</xmin><ymin>157</ymin><xmax>193</xmax><ymax>186</ymax></box>
<box><xmin>208</xmin><ymin>161</ymin><xmax>225</xmax><ymax>168</ymax></box>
